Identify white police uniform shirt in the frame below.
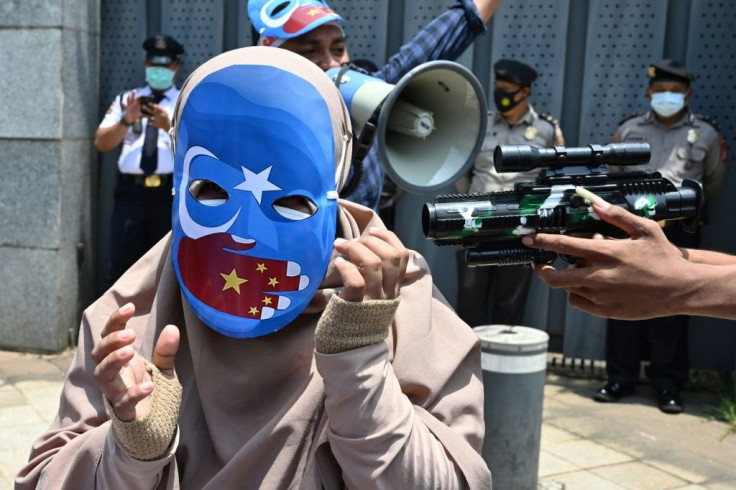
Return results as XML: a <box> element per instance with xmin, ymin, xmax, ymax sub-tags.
<box><xmin>99</xmin><ymin>85</ymin><xmax>179</xmax><ymax>175</ymax></box>
<box><xmin>469</xmin><ymin>105</ymin><xmax>564</xmax><ymax>194</ymax></box>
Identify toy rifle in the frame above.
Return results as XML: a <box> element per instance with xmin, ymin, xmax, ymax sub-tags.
<box><xmin>422</xmin><ymin>143</ymin><xmax>703</xmax><ymax>266</ymax></box>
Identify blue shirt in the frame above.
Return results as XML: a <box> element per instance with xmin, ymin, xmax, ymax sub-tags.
<box><xmin>345</xmin><ymin>0</ymin><xmax>486</xmax><ymax>210</ymax></box>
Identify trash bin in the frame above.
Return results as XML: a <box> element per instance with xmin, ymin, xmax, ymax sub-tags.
<box><xmin>474</xmin><ymin>325</ymin><xmax>549</xmax><ymax>490</ymax></box>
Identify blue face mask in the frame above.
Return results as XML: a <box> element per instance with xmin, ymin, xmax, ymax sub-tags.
<box><xmin>172</xmin><ymin>64</ymin><xmax>338</xmax><ymax>338</ymax></box>
<box><xmin>146</xmin><ymin>66</ymin><xmax>176</xmax><ymax>91</ymax></box>
<box><xmin>650</xmin><ymin>91</ymin><xmax>686</xmax><ymax>118</ymax></box>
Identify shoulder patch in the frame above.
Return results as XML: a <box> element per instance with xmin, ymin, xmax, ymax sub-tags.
<box><xmin>537</xmin><ymin>112</ymin><xmax>565</xmax><ymax>145</ymax></box>
<box><xmin>694</xmin><ymin>114</ymin><xmax>721</xmax><ymax>133</ymax></box>
<box><xmin>617</xmin><ymin>112</ymin><xmax>645</xmax><ymax>126</ymax></box>
<box><xmin>537</xmin><ymin>112</ymin><xmax>560</xmax><ymax>128</ymax></box>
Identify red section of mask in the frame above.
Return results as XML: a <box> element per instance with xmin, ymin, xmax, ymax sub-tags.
<box><xmin>178</xmin><ymin>233</ymin><xmax>302</xmax><ymax>318</ymax></box>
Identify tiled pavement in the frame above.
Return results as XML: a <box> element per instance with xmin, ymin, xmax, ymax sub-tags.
<box><xmin>1</xmin><ymin>349</ymin><xmax>735</xmax><ymax>489</ymax></box>
<box><xmin>538</xmin><ymin>370</ymin><xmax>736</xmax><ymax>489</ymax></box>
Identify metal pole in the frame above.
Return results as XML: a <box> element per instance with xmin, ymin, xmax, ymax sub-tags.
<box><xmin>474</xmin><ymin>325</ymin><xmax>549</xmax><ymax>490</ymax></box>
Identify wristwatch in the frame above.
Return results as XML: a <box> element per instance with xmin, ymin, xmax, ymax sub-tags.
<box><xmin>119</xmin><ymin>116</ymin><xmax>134</xmax><ymax>127</ymax></box>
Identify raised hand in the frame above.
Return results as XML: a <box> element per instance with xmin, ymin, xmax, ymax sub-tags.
<box><xmin>91</xmin><ymin>303</ymin><xmax>180</xmax><ymax>421</ymax></box>
<box><xmin>121</xmin><ymin>90</ymin><xmax>143</xmax><ymax>125</ymax></box>
<box><xmin>333</xmin><ymin>228</ymin><xmax>410</xmax><ymax>302</ymax></box>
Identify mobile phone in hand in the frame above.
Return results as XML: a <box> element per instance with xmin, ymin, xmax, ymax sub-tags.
<box><xmin>138</xmin><ymin>96</ymin><xmax>156</xmax><ymax>115</ymax></box>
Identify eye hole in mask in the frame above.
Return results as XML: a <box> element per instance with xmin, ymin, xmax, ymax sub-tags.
<box><xmin>270</xmin><ymin>1</ymin><xmax>291</xmax><ymax>15</ymax></box>
<box><xmin>273</xmin><ymin>195</ymin><xmax>318</xmax><ymax>221</ymax></box>
<box><xmin>189</xmin><ymin>179</ymin><xmax>229</xmax><ymax>206</ymax></box>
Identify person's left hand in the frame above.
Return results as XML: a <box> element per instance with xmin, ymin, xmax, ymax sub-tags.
<box><xmin>145</xmin><ymin>103</ymin><xmax>172</xmax><ymax>132</ymax></box>
<box><xmin>332</xmin><ymin>228</ymin><xmax>410</xmax><ymax>302</ymax></box>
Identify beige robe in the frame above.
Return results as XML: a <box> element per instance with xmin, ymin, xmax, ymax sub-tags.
<box><xmin>17</xmin><ymin>202</ymin><xmax>491</xmax><ymax>489</ymax></box>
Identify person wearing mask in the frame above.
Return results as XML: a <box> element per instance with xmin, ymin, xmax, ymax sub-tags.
<box><xmin>248</xmin><ymin>0</ymin><xmax>503</xmax><ymax>212</ymax></box>
<box><xmin>455</xmin><ymin>59</ymin><xmax>564</xmax><ymax>327</ymax></box>
<box><xmin>17</xmin><ymin>47</ymin><xmax>490</xmax><ymax>489</ymax></box>
<box><xmin>95</xmin><ymin>35</ymin><xmax>184</xmax><ymax>287</ymax></box>
<box><xmin>592</xmin><ymin>59</ymin><xmax>726</xmax><ymax>414</ymax></box>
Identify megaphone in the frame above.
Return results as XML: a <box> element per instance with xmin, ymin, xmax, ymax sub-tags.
<box><xmin>327</xmin><ymin>61</ymin><xmax>487</xmax><ymax>194</ymax></box>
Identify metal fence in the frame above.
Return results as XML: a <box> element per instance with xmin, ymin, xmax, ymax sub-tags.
<box><xmin>97</xmin><ymin>0</ymin><xmax>736</xmax><ymax>369</ymax></box>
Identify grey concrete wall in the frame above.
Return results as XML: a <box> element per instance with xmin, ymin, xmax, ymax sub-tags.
<box><xmin>0</xmin><ymin>0</ymin><xmax>100</xmax><ymax>352</ymax></box>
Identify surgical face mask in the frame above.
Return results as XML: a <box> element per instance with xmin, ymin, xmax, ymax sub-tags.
<box><xmin>650</xmin><ymin>91</ymin><xmax>686</xmax><ymax>117</ymax></box>
<box><xmin>146</xmin><ymin>66</ymin><xmax>176</xmax><ymax>91</ymax></box>
<box><xmin>493</xmin><ymin>87</ymin><xmax>524</xmax><ymax>113</ymax></box>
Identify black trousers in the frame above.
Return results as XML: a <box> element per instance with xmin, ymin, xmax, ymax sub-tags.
<box><xmin>106</xmin><ymin>182</ymin><xmax>173</xmax><ymax>288</ymax></box>
<box><xmin>455</xmin><ymin>248</ymin><xmax>533</xmax><ymax>327</ymax></box>
<box><xmin>605</xmin><ymin>225</ymin><xmax>701</xmax><ymax>392</ymax></box>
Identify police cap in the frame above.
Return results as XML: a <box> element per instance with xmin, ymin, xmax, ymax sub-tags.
<box><xmin>494</xmin><ymin>59</ymin><xmax>538</xmax><ymax>86</ymax></box>
<box><xmin>143</xmin><ymin>35</ymin><xmax>184</xmax><ymax>65</ymax></box>
<box><xmin>648</xmin><ymin>59</ymin><xmax>694</xmax><ymax>85</ymax></box>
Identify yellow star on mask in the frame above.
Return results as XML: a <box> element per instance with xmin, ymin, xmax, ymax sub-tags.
<box><xmin>249</xmin><ymin>306</ymin><xmax>260</xmax><ymax>315</ymax></box>
<box><xmin>261</xmin><ymin>296</ymin><xmax>273</xmax><ymax>305</ymax></box>
<box><xmin>256</xmin><ymin>263</ymin><xmax>267</xmax><ymax>273</ymax></box>
<box><xmin>307</xmin><ymin>7</ymin><xmax>321</xmax><ymax>16</ymax></box>
<box><xmin>268</xmin><ymin>277</ymin><xmax>279</xmax><ymax>287</ymax></box>
<box><xmin>220</xmin><ymin>269</ymin><xmax>247</xmax><ymax>294</ymax></box>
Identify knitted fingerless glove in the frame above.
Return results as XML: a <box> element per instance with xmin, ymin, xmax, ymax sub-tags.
<box><xmin>315</xmin><ymin>295</ymin><xmax>401</xmax><ymax>354</ymax></box>
<box><xmin>106</xmin><ymin>358</ymin><xmax>182</xmax><ymax>460</ymax></box>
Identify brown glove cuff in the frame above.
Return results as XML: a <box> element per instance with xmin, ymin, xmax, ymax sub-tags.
<box><xmin>315</xmin><ymin>295</ymin><xmax>400</xmax><ymax>354</ymax></box>
<box><xmin>106</xmin><ymin>358</ymin><xmax>182</xmax><ymax>461</ymax></box>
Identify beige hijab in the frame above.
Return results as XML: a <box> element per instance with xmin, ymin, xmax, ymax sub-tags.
<box><xmin>18</xmin><ymin>48</ymin><xmax>488</xmax><ymax>489</ymax></box>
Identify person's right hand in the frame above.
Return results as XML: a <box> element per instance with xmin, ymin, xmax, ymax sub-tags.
<box><xmin>522</xmin><ymin>200</ymin><xmax>692</xmax><ymax>320</ymax></box>
<box><xmin>91</xmin><ymin>303</ymin><xmax>180</xmax><ymax>422</ymax></box>
<box><xmin>332</xmin><ymin>228</ymin><xmax>410</xmax><ymax>303</ymax></box>
<box><xmin>121</xmin><ymin>90</ymin><xmax>143</xmax><ymax>125</ymax></box>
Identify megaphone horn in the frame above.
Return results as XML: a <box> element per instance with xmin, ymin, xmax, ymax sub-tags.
<box><xmin>327</xmin><ymin>61</ymin><xmax>488</xmax><ymax>194</ymax></box>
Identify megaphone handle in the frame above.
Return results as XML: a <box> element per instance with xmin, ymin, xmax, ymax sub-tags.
<box><xmin>340</xmin><ymin>105</ymin><xmax>382</xmax><ymax>198</ymax></box>
<box><xmin>332</xmin><ymin>64</ymin><xmax>353</xmax><ymax>89</ymax></box>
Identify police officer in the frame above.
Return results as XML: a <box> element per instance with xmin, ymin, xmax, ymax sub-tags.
<box><xmin>595</xmin><ymin>59</ymin><xmax>727</xmax><ymax>414</ymax></box>
<box><xmin>455</xmin><ymin>59</ymin><xmax>565</xmax><ymax>327</ymax></box>
<box><xmin>95</xmin><ymin>35</ymin><xmax>184</xmax><ymax>287</ymax></box>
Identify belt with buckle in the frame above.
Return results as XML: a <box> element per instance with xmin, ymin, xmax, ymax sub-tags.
<box><xmin>118</xmin><ymin>173</ymin><xmax>173</xmax><ymax>188</ymax></box>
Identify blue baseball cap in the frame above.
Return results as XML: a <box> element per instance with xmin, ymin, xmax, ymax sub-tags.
<box><xmin>248</xmin><ymin>0</ymin><xmax>344</xmax><ymax>45</ymax></box>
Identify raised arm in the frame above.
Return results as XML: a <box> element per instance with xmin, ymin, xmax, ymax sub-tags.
<box><xmin>95</xmin><ymin>92</ymin><xmax>143</xmax><ymax>153</ymax></box>
<box><xmin>314</xmin><ymin>228</ymin><xmax>490</xmax><ymax>488</ymax></box>
<box><xmin>373</xmin><ymin>0</ymin><xmax>496</xmax><ymax>84</ymax></box>
<box><xmin>16</xmin><ymin>304</ymin><xmax>182</xmax><ymax>489</ymax></box>
<box><xmin>473</xmin><ymin>0</ymin><xmax>503</xmax><ymax>23</ymax></box>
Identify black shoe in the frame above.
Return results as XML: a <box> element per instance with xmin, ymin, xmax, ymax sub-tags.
<box><xmin>593</xmin><ymin>382</ymin><xmax>635</xmax><ymax>403</ymax></box>
<box><xmin>657</xmin><ymin>390</ymin><xmax>683</xmax><ymax>414</ymax></box>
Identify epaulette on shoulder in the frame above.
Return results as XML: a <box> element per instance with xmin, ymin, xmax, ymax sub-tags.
<box><xmin>537</xmin><ymin>112</ymin><xmax>560</xmax><ymax>128</ymax></box>
<box><xmin>618</xmin><ymin>112</ymin><xmax>646</xmax><ymax>126</ymax></box>
<box><xmin>694</xmin><ymin>114</ymin><xmax>721</xmax><ymax>133</ymax></box>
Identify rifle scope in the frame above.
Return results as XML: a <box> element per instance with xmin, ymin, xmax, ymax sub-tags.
<box><xmin>494</xmin><ymin>142</ymin><xmax>651</xmax><ymax>173</ymax></box>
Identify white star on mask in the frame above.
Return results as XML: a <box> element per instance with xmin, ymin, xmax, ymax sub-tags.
<box><xmin>234</xmin><ymin>165</ymin><xmax>281</xmax><ymax>204</ymax></box>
